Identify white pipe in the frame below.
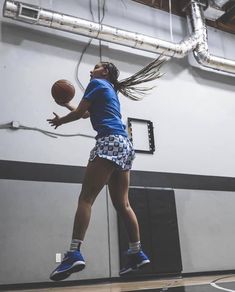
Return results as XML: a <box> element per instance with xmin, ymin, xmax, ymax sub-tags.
<box><xmin>2</xmin><ymin>0</ymin><xmax>235</xmax><ymax>76</ymax></box>
<box><xmin>2</xmin><ymin>0</ymin><xmax>198</xmax><ymax>58</ymax></box>
<box><xmin>186</xmin><ymin>1</ymin><xmax>235</xmax><ymax>74</ymax></box>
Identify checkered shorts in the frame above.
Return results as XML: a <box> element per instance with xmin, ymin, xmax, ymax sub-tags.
<box><xmin>89</xmin><ymin>134</ymin><xmax>135</xmax><ymax>170</ymax></box>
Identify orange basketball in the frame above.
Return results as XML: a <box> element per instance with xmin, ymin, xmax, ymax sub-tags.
<box><xmin>51</xmin><ymin>79</ymin><xmax>75</xmax><ymax>104</ymax></box>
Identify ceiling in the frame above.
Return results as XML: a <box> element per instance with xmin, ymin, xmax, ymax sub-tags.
<box><xmin>132</xmin><ymin>0</ymin><xmax>235</xmax><ymax>35</ymax></box>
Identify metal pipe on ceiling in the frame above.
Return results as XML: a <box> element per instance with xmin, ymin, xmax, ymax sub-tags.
<box><xmin>2</xmin><ymin>0</ymin><xmax>235</xmax><ymax>76</ymax></box>
<box><xmin>2</xmin><ymin>0</ymin><xmax>200</xmax><ymax>59</ymax></box>
<box><xmin>186</xmin><ymin>1</ymin><xmax>235</xmax><ymax>74</ymax></box>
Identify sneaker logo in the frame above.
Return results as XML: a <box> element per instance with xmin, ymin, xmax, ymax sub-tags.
<box><xmin>62</xmin><ymin>256</ymin><xmax>69</xmax><ymax>262</ymax></box>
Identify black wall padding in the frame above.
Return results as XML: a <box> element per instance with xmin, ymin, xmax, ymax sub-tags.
<box><xmin>118</xmin><ymin>188</ymin><xmax>182</xmax><ymax>276</ymax></box>
<box><xmin>2</xmin><ymin>160</ymin><xmax>235</xmax><ymax>192</ymax></box>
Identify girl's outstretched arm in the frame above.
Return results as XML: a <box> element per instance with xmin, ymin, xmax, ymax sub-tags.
<box><xmin>56</xmin><ymin>101</ymin><xmax>90</xmax><ymax>119</ymax></box>
<box><xmin>47</xmin><ymin>99</ymin><xmax>91</xmax><ymax>129</ymax></box>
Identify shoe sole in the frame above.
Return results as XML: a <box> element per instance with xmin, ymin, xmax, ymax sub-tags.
<box><xmin>137</xmin><ymin>259</ymin><xmax>150</xmax><ymax>268</ymax></box>
<box><xmin>50</xmin><ymin>262</ymin><xmax>85</xmax><ymax>281</ymax></box>
<box><xmin>119</xmin><ymin>260</ymin><xmax>150</xmax><ymax>276</ymax></box>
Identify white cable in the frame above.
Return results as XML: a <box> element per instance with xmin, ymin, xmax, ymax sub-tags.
<box><xmin>75</xmin><ymin>0</ymin><xmax>95</xmax><ymax>91</ymax></box>
<box><xmin>76</xmin><ymin>0</ymin><xmax>106</xmax><ymax>90</ymax></box>
<box><xmin>169</xmin><ymin>0</ymin><xmax>174</xmax><ymax>42</ymax></box>
<box><xmin>0</xmin><ymin>121</ymin><xmax>94</xmax><ymax>139</ymax></box>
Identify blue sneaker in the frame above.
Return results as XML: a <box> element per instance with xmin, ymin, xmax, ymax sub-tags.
<box><xmin>119</xmin><ymin>250</ymin><xmax>150</xmax><ymax>276</ymax></box>
<box><xmin>50</xmin><ymin>250</ymin><xmax>85</xmax><ymax>281</ymax></box>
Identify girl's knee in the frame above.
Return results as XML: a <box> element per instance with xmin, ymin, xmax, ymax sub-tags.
<box><xmin>113</xmin><ymin>201</ymin><xmax>130</xmax><ymax>212</ymax></box>
<box><xmin>78</xmin><ymin>192</ymin><xmax>95</xmax><ymax>206</ymax></box>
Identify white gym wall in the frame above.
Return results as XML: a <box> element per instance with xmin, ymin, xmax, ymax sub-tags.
<box><xmin>1</xmin><ymin>0</ymin><xmax>235</xmax><ymax>285</ymax></box>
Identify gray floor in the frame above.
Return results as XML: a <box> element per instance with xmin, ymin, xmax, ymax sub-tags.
<box><xmin>2</xmin><ymin>274</ymin><xmax>235</xmax><ymax>292</ymax></box>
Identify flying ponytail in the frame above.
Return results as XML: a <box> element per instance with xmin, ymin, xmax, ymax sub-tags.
<box><xmin>101</xmin><ymin>56</ymin><xmax>166</xmax><ymax>101</ymax></box>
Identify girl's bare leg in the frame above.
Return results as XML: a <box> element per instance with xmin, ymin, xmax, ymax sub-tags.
<box><xmin>108</xmin><ymin>169</ymin><xmax>140</xmax><ymax>243</ymax></box>
<box><xmin>72</xmin><ymin>157</ymin><xmax>116</xmax><ymax>240</ymax></box>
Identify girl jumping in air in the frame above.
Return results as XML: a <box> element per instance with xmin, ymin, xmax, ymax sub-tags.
<box><xmin>47</xmin><ymin>57</ymin><xmax>165</xmax><ymax>281</ymax></box>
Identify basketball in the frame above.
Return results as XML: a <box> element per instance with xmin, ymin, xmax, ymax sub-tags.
<box><xmin>51</xmin><ymin>79</ymin><xmax>75</xmax><ymax>104</ymax></box>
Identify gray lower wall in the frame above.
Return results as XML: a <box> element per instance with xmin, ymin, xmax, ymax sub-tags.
<box><xmin>0</xmin><ymin>179</ymin><xmax>115</xmax><ymax>284</ymax></box>
<box><xmin>1</xmin><ymin>160</ymin><xmax>235</xmax><ymax>285</ymax></box>
<box><xmin>175</xmin><ymin>189</ymin><xmax>235</xmax><ymax>273</ymax></box>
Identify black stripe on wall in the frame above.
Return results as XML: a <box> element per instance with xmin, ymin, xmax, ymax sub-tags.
<box><xmin>0</xmin><ymin>160</ymin><xmax>85</xmax><ymax>183</ymax></box>
<box><xmin>130</xmin><ymin>170</ymin><xmax>235</xmax><ymax>191</ymax></box>
<box><xmin>1</xmin><ymin>159</ymin><xmax>235</xmax><ymax>191</ymax></box>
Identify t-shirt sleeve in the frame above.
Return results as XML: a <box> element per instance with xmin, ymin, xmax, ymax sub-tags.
<box><xmin>82</xmin><ymin>79</ymin><xmax>103</xmax><ymax>102</ymax></box>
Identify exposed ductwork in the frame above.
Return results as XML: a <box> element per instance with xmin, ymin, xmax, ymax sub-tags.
<box><xmin>2</xmin><ymin>0</ymin><xmax>199</xmax><ymax>58</ymax></box>
<box><xmin>186</xmin><ymin>1</ymin><xmax>235</xmax><ymax>74</ymax></box>
<box><xmin>203</xmin><ymin>0</ymin><xmax>231</xmax><ymax>20</ymax></box>
<box><xmin>2</xmin><ymin>0</ymin><xmax>235</xmax><ymax>76</ymax></box>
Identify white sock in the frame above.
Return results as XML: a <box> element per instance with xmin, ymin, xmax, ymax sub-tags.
<box><xmin>70</xmin><ymin>239</ymin><xmax>83</xmax><ymax>251</ymax></box>
<box><xmin>129</xmin><ymin>241</ymin><xmax>141</xmax><ymax>254</ymax></box>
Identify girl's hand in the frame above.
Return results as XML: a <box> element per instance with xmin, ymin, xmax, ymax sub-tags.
<box><xmin>47</xmin><ymin>112</ymin><xmax>62</xmax><ymax>129</ymax></box>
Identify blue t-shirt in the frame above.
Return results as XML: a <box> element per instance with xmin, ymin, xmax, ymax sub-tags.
<box><xmin>82</xmin><ymin>78</ymin><xmax>127</xmax><ymax>139</ymax></box>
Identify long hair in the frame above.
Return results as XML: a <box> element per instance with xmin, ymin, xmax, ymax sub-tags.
<box><xmin>101</xmin><ymin>56</ymin><xmax>166</xmax><ymax>101</ymax></box>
